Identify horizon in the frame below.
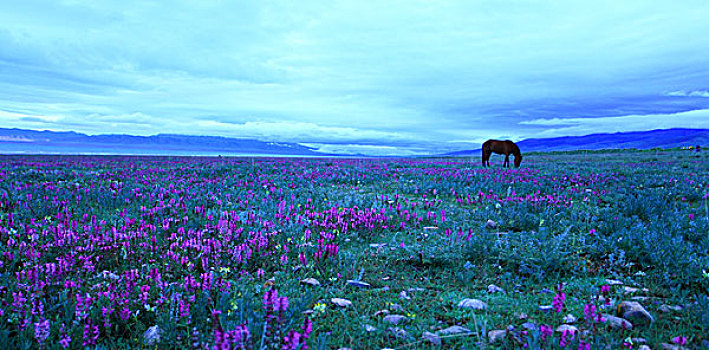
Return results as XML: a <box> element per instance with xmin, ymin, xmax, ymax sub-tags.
<box><xmin>1</xmin><ymin>1</ymin><xmax>709</xmax><ymax>156</ymax></box>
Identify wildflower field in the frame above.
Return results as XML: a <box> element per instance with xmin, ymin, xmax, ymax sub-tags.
<box><xmin>0</xmin><ymin>149</ymin><xmax>708</xmax><ymax>349</ymax></box>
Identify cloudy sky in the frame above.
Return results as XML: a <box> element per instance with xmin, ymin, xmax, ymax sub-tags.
<box><xmin>1</xmin><ymin>1</ymin><xmax>708</xmax><ymax>155</ymax></box>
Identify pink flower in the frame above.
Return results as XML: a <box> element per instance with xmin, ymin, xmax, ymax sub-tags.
<box><xmin>672</xmin><ymin>336</ymin><xmax>687</xmax><ymax>345</ymax></box>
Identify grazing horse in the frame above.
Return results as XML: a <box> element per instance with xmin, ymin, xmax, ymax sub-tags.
<box><xmin>482</xmin><ymin>140</ymin><xmax>523</xmax><ymax>168</ymax></box>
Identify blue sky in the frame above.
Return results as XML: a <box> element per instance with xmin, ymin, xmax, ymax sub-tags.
<box><xmin>1</xmin><ymin>1</ymin><xmax>708</xmax><ymax>155</ymax></box>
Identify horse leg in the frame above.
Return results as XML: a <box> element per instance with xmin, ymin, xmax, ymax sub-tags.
<box><xmin>504</xmin><ymin>154</ymin><xmax>509</xmax><ymax>167</ymax></box>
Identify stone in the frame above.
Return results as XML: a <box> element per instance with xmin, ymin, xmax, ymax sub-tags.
<box><xmin>143</xmin><ymin>325</ymin><xmax>162</xmax><ymax>346</ymax></box>
<box><xmin>457</xmin><ymin>298</ymin><xmax>487</xmax><ymax>310</ymax></box>
<box><xmin>374</xmin><ymin>309</ymin><xmax>390</xmax><ymax>317</ymax></box>
<box><xmin>487</xmin><ymin>330</ymin><xmax>507</xmax><ymax>343</ymax></box>
<box><xmin>436</xmin><ymin>325</ymin><xmax>471</xmax><ymax>336</ymax></box>
<box><xmin>555</xmin><ymin>324</ymin><xmax>578</xmax><ymax>334</ymax></box>
<box><xmin>562</xmin><ymin>314</ymin><xmax>577</xmax><ymax>324</ymax></box>
<box><xmin>618</xmin><ymin>301</ymin><xmax>654</xmax><ymax>325</ymax></box>
<box><xmin>539</xmin><ymin>305</ymin><xmax>553</xmax><ymax>312</ymax></box>
<box><xmin>601</xmin><ymin>314</ymin><xmax>633</xmax><ymax>330</ymax></box>
<box><xmin>389</xmin><ymin>303</ymin><xmax>403</xmax><ymax>311</ymax></box>
<box><xmin>407</xmin><ymin>287</ymin><xmax>426</xmax><ymax>292</ymax></box>
<box><xmin>347</xmin><ymin>280</ymin><xmax>371</xmax><ymax>288</ymax></box>
<box><xmin>399</xmin><ymin>291</ymin><xmax>411</xmax><ymax>300</ymax></box>
<box><xmin>363</xmin><ymin>324</ymin><xmax>377</xmax><ymax>332</ymax></box>
<box><xmin>422</xmin><ymin>331</ymin><xmax>441</xmax><ymax>346</ymax></box>
<box><xmin>520</xmin><ymin>322</ymin><xmax>537</xmax><ymax>331</ymax></box>
<box><xmin>623</xmin><ymin>286</ymin><xmax>649</xmax><ymax>294</ymax></box>
<box><xmin>387</xmin><ymin>327</ymin><xmax>408</xmax><ymax>339</ymax></box>
<box><xmin>383</xmin><ymin>314</ymin><xmax>407</xmax><ymax>325</ymax></box>
<box><xmin>605</xmin><ymin>279</ymin><xmax>624</xmax><ymax>286</ymax></box>
<box><xmin>638</xmin><ymin>346</ymin><xmax>651</xmax><ymax>350</ymax></box>
<box><xmin>659</xmin><ymin>304</ymin><xmax>683</xmax><ymax>313</ymax></box>
<box><xmin>300</xmin><ymin>278</ymin><xmax>320</xmax><ymax>286</ymax></box>
<box><xmin>486</xmin><ymin>219</ymin><xmax>497</xmax><ymax>229</ymax></box>
<box><xmin>331</xmin><ymin>298</ymin><xmax>353</xmax><ymax>308</ymax></box>
<box><xmin>661</xmin><ymin>344</ymin><xmax>689</xmax><ymax>350</ymax></box>
<box><xmin>514</xmin><ymin>312</ymin><xmax>528</xmax><ymax>320</ymax></box>
<box><xmin>487</xmin><ymin>284</ymin><xmax>505</xmax><ymax>293</ymax></box>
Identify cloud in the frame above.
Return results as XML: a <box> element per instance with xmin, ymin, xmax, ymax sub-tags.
<box><xmin>667</xmin><ymin>90</ymin><xmax>709</xmax><ymax>98</ymax></box>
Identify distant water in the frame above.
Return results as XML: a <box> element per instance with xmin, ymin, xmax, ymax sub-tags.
<box><xmin>0</xmin><ymin>142</ymin><xmax>318</xmax><ymax>157</ymax></box>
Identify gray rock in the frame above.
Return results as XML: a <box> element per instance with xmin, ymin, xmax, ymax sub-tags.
<box><xmin>422</xmin><ymin>331</ymin><xmax>441</xmax><ymax>346</ymax></box>
<box><xmin>521</xmin><ymin>322</ymin><xmax>537</xmax><ymax>331</ymax></box>
<box><xmin>602</xmin><ymin>314</ymin><xmax>633</xmax><ymax>330</ymax></box>
<box><xmin>487</xmin><ymin>284</ymin><xmax>505</xmax><ymax>293</ymax></box>
<box><xmin>300</xmin><ymin>278</ymin><xmax>320</xmax><ymax>286</ymax></box>
<box><xmin>562</xmin><ymin>314</ymin><xmax>577</xmax><ymax>324</ymax></box>
<box><xmin>487</xmin><ymin>330</ymin><xmax>507</xmax><ymax>343</ymax></box>
<box><xmin>383</xmin><ymin>315</ymin><xmax>407</xmax><ymax>325</ymax></box>
<box><xmin>347</xmin><ymin>280</ymin><xmax>371</xmax><ymax>288</ymax></box>
<box><xmin>539</xmin><ymin>305</ymin><xmax>553</xmax><ymax>312</ymax></box>
<box><xmin>143</xmin><ymin>325</ymin><xmax>162</xmax><ymax>346</ymax></box>
<box><xmin>555</xmin><ymin>324</ymin><xmax>578</xmax><ymax>334</ymax></box>
<box><xmin>331</xmin><ymin>298</ymin><xmax>353</xmax><ymax>308</ymax></box>
<box><xmin>618</xmin><ymin>301</ymin><xmax>654</xmax><ymax>325</ymax></box>
<box><xmin>659</xmin><ymin>304</ymin><xmax>683</xmax><ymax>313</ymax></box>
<box><xmin>605</xmin><ymin>279</ymin><xmax>624</xmax><ymax>286</ymax></box>
<box><xmin>387</xmin><ymin>327</ymin><xmax>409</xmax><ymax>339</ymax></box>
<box><xmin>486</xmin><ymin>219</ymin><xmax>497</xmax><ymax>229</ymax></box>
<box><xmin>363</xmin><ymin>324</ymin><xmax>377</xmax><ymax>332</ymax></box>
<box><xmin>661</xmin><ymin>344</ymin><xmax>689</xmax><ymax>350</ymax></box>
<box><xmin>457</xmin><ymin>298</ymin><xmax>487</xmax><ymax>310</ymax></box>
<box><xmin>399</xmin><ymin>291</ymin><xmax>411</xmax><ymax>300</ymax></box>
<box><xmin>436</xmin><ymin>325</ymin><xmax>471</xmax><ymax>336</ymax></box>
<box><xmin>638</xmin><ymin>346</ymin><xmax>651</xmax><ymax>350</ymax></box>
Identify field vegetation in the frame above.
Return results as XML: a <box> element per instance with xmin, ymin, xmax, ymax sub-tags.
<box><xmin>0</xmin><ymin>149</ymin><xmax>707</xmax><ymax>349</ymax></box>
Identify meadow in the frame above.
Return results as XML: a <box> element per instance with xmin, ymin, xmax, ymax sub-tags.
<box><xmin>0</xmin><ymin>149</ymin><xmax>707</xmax><ymax>349</ymax></box>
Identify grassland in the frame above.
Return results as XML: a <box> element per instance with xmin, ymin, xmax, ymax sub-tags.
<box><xmin>0</xmin><ymin>149</ymin><xmax>707</xmax><ymax>349</ymax></box>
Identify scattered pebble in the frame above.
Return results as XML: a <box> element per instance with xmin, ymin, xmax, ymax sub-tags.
<box><xmin>399</xmin><ymin>291</ymin><xmax>411</xmax><ymax>300</ymax></box>
<box><xmin>363</xmin><ymin>325</ymin><xmax>377</xmax><ymax>332</ymax></box>
<box><xmin>383</xmin><ymin>315</ymin><xmax>407</xmax><ymax>325</ymax></box>
<box><xmin>436</xmin><ymin>325</ymin><xmax>471</xmax><ymax>336</ymax></box>
<box><xmin>605</xmin><ymin>279</ymin><xmax>624</xmax><ymax>286</ymax></box>
<box><xmin>539</xmin><ymin>305</ymin><xmax>553</xmax><ymax>312</ymax></box>
<box><xmin>487</xmin><ymin>330</ymin><xmax>507</xmax><ymax>343</ymax></box>
<box><xmin>347</xmin><ymin>280</ymin><xmax>371</xmax><ymax>288</ymax></box>
<box><xmin>618</xmin><ymin>301</ymin><xmax>654</xmax><ymax>325</ymax></box>
<box><xmin>486</xmin><ymin>219</ymin><xmax>497</xmax><ymax>229</ymax></box>
<box><xmin>659</xmin><ymin>304</ymin><xmax>683</xmax><ymax>313</ymax></box>
<box><xmin>143</xmin><ymin>325</ymin><xmax>162</xmax><ymax>346</ymax></box>
<box><xmin>602</xmin><ymin>314</ymin><xmax>633</xmax><ymax>330</ymax></box>
<box><xmin>562</xmin><ymin>314</ymin><xmax>577</xmax><ymax>324</ymax></box>
<box><xmin>457</xmin><ymin>298</ymin><xmax>487</xmax><ymax>310</ymax></box>
<box><xmin>487</xmin><ymin>284</ymin><xmax>505</xmax><ymax>293</ymax></box>
<box><xmin>300</xmin><ymin>278</ymin><xmax>320</xmax><ymax>286</ymax></box>
<box><xmin>331</xmin><ymin>298</ymin><xmax>353</xmax><ymax>308</ymax></box>
<box><xmin>555</xmin><ymin>324</ymin><xmax>578</xmax><ymax>333</ymax></box>
<box><xmin>421</xmin><ymin>331</ymin><xmax>441</xmax><ymax>346</ymax></box>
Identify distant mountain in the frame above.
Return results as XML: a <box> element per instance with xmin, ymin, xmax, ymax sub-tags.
<box><xmin>0</xmin><ymin>128</ymin><xmax>330</xmax><ymax>156</ymax></box>
<box><xmin>440</xmin><ymin>128</ymin><xmax>709</xmax><ymax>156</ymax></box>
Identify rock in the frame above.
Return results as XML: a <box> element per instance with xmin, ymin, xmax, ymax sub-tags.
<box><xmin>98</xmin><ymin>270</ymin><xmax>120</xmax><ymax>281</ymax></box>
<box><xmin>630</xmin><ymin>296</ymin><xmax>650</xmax><ymax>302</ymax></box>
<box><xmin>407</xmin><ymin>287</ymin><xmax>426</xmax><ymax>292</ymax></box>
<box><xmin>486</xmin><ymin>219</ymin><xmax>497</xmax><ymax>229</ymax></box>
<box><xmin>300</xmin><ymin>278</ymin><xmax>320</xmax><ymax>286</ymax></box>
<box><xmin>605</xmin><ymin>279</ymin><xmax>624</xmax><ymax>286</ymax></box>
<box><xmin>374</xmin><ymin>309</ymin><xmax>390</xmax><ymax>317</ymax></box>
<box><xmin>555</xmin><ymin>324</ymin><xmax>578</xmax><ymax>334</ymax></box>
<box><xmin>457</xmin><ymin>298</ymin><xmax>487</xmax><ymax>310</ymax></box>
<box><xmin>639</xmin><ymin>346</ymin><xmax>651</xmax><ymax>350</ymax></box>
<box><xmin>143</xmin><ymin>325</ymin><xmax>162</xmax><ymax>346</ymax></box>
<box><xmin>539</xmin><ymin>305</ymin><xmax>553</xmax><ymax>312</ymax></box>
<box><xmin>487</xmin><ymin>330</ymin><xmax>507</xmax><ymax>343</ymax></box>
<box><xmin>632</xmin><ymin>338</ymin><xmax>647</xmax><ymax>344</ymax></box>
<box><xmin>399</xmin><ymin>291</ymin><xmax>411</xmax><ymax>300</ymax></box>
<box><xmin>659</xmin><ymin>304</ymin><xmax>683</xmax><ymax>313</ymax></box>
<box><xmin>389</xmin><ymin>303</ymin><xmax>403</xmax><ymax>311</ymax></box>
<box><xmin>520</xmin><ymin>322</ymin><xmax>537</xmax><ymax>331</ymax></box>
<box><xmin>661</xmin><ymin>344</ymin><xmax>689</xmax><ymax>350</ymax></box>
<box><xmin>562</xmin><ymin>314</ymin><xmax>577</xmax><ymax>324</ymax></box>
<box><xmin>363</xmin><ymin>324</ymin><xmax>377</xmax><ymax>332</ymax></box>
<box><xmin>383</xmin><ymin>315</ymin><xmax>407</xmax><ymax>325</ymax></box>
<box><xmin>347</xmin><ymin>280</ymin><xmax>371</xmax><ymax>288</ymax></box>
<box><xmin>331</xmin><ymin>298</ymin><xmax>353</xmax><ymax>308</ymax></box>
<box><xmin>602</xmin><ymin>314</ymin><xmax>633</xmax><ymax>330</ymax></box>
<box><xmin>369</xmin><ymin>243</ymin><xmax>387</xmax><ymax>249</ymax></box>
<box><xmin>422</xmin><ymin>331</ymin><xmax>441</xmax><ymax>346</ymax></box>
<box><xmin>387</xmin><ymin>327</ymin><xmax>408</xmax><ymax>339</ymax></box>
<box><xmin>514</xmin><ymin>312</ymin><xmax>528</xmax><ymax>320</ymax></box>
<box><xmin>487</xmin><ymin>284</ymin><xmax>505</xmax><ymax>293</ymax></box>
<box><xmin>618</xmin><ymin>301</ymin><xmax>654</xmax><ymax>325</ymax></box>
<box><xmin>623</xmin><ymin>286</ymin><xmax>649</xmax><ymax>294</ymax></box>
<box><xmin>436</xmin><ymin>325</ymin><xmax>471</xmax><ymax>336</ymax></box>
<box><xmin>423</xmin><ymin>226</ymin><xmax>439</xmax><ymax>231</ymax></box>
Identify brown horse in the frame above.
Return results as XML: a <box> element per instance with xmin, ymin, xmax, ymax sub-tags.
<box><xmin>482</xmin><ymin>140</ymin><xmax>522</xmax><ymax>168</ymax></box>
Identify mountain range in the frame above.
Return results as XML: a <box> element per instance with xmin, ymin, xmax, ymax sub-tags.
<box><xmin>1</xmin><ymin>127</ymin><xmax>707</xmax><ymax>157</ymax></box>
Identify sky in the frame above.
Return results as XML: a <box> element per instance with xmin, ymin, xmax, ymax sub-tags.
<box><xmin>1</xmin><ymin>0</ymin><xmax>708</xmax><ymax>155</ymax></box>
